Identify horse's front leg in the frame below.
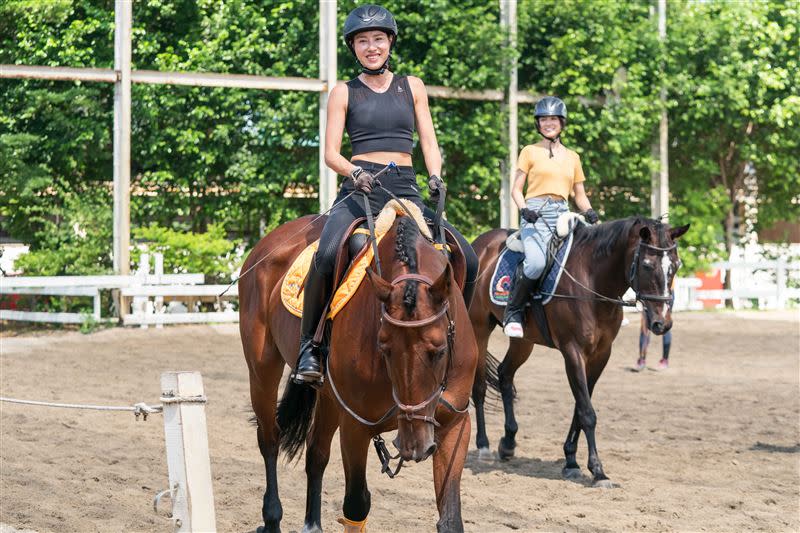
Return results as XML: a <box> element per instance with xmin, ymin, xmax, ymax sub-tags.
<box><xmin>302</xmin><ymin>393</ymin><xmax>340</xmax><ymax>533</ymax></box>
<box><xmin>498</xmin><ymin>337</ymin><xmax>535</xmax><ymax>460</ymax></box>
<box><xmin>561</xmin><ymin>407</ymin><xmax>582</xmax><ymax>479</ymax></box>
<box><xmin>562</xmin><ymin>343</ymin><xmax>612</xmax><ymax>488</ymax></box>
<box><xmin>433</xmin><ymin>414</ymin><xmax>470</xmax><ymax>533</ymax></box>
<box><xmin>338</xmin><ymin>420</ymin><xmax>372</xmax><ymax>532</ymax></box>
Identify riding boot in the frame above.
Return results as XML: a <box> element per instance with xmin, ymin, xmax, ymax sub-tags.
<box><xmin>503</xmin><ymin>263</ymin><xmax>536</xmax><ymax>338</ymax></box>
<box><xmin>293</xmin><ymin>260</ymin><xmax>331</xmax><ymax>387</ymax></box>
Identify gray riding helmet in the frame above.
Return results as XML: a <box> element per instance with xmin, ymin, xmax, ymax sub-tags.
<box><xmin>343</xmin><ymin>5</ymin><xmax>398</xmax><ymax>74</ymax></box>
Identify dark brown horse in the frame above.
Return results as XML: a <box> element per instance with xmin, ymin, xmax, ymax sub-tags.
<box><xmin>239</xmin><ymin>214</ymin><xmax>477</xmax><ymax>532</ymax></box>
<box><xmin>469</xmin><ymin>216</ymin><xmax>689</xmax><ymax>487</ymax></box>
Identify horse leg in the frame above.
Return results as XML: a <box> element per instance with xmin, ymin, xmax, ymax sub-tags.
<box><xmin>561</xmin><ymin>407</ymin><xmax>582</xmax><ymax>479</ymax></box>
<box><xmin>248</xmin><ymin>344</ymin><xmax>287</xmax><ymax>533</ymax></box>
<box><xmin>338</xmin><ymin>421</ymin><xmax>372</xmax><ymax>530</ymax></box>
<box><xmin>498</xmin><ymin>337</ymin><xmax>535</xmax><ymax>460</ymax></box>
<box><xmin>562</xmin><ymin>343</ymin><xmax>612</xmax><ymax>488</ymax></box>
<box><xmin>433</xmin><ymin>415</ymin><xmax>470</xmax><ymax>533</ymax></box>
<box><xmin>470</xmin><ymin>313</ymin><xmax>495</xmax><ymax>459</ymax></box>
<box><xmin>302</xmin><ymin>393</ymin><xmax>340</xmax><ymax>533</ymax></box>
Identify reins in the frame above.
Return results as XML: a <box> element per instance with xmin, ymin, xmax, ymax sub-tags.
<box><xmin>527</xmin><ymin>210</ymin><xmax>677</xmax><ymax>307</ymax></box>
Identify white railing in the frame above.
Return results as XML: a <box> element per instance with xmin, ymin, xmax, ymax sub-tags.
<box><xmin>0</xmin><ymin>253</ymin><xmax>239</xmax><ymax>326</ymax></box>
<box><xmin>696</xmin><ymin>259</ymin><xmax>800</xmax><ymax>310</ymax></box>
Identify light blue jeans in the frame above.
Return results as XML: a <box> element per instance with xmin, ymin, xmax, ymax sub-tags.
<box><xmin>520</xmin><ymin>197</ymin><xmax>569</xmax><ymax>280</ymax></box>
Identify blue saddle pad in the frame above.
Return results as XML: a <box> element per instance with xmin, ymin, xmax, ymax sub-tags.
<box><xmin>490</xmin><ymin>231</ymin><xmax>575</xmax><ymax>306</ymax></box>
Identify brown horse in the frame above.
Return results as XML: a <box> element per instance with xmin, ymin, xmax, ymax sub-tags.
<box><xmin>469</xmin><ymin>216</ymin><xmax>689</xmax><ymax>487</ymax></box>
<box><xmin>239</xmin><ymin>214</ymin><xmax>477</xmax><ymax>533</ymax></box>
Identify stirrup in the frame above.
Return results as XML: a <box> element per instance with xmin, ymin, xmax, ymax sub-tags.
<box><xmin>337</xmin><ymin>516</ymin><xmax>367</xmax><ymax>533</ymax></box>
<box><xmin>503</xmin><ymin>321</ymin><xmax>524</xmax><ymax>338</ymax></box>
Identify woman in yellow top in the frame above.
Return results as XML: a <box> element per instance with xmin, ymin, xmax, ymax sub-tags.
<box><xmin>503</xmin><ymin>96</ymin><xmax>599</xmax><ymax>338</ymax></box>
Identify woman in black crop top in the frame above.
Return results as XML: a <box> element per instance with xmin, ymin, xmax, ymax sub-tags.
<box><xmin>292</xmin><ymin>4</ymin><xmax>479</xmax><ymax>388</ymax></box>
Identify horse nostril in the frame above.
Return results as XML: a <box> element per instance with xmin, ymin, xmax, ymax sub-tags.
<box><xmin>424</xmin><ymin>443</ymin><xmax>438</xmax><ymax>460</ymax></box>
<box><xmin>651</xmin><ymin>321</ymin><xmax>664</xmax><ymax>334</ymax></box>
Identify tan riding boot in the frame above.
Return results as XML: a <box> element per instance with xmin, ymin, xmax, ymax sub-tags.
<box><xmin>337</xmin><ymin>516</ymin><xmax>367</xmax><ymax>532</ymax></box>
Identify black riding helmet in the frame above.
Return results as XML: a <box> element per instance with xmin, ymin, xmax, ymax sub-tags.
<box><xmin>534</xmin><ymin>96</ymin><xmax>567</xmax><ymax>158</ymax></box>
<box><xmin>343</xmin><ymin>5</ymin><xmax>398</xmax><ymax>75</ymax></box>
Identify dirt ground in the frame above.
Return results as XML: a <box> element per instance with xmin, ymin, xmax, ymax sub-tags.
<box><xmin>1</xmin><ymin>311</ymin><xmax>798</xmax><ymax>533</ymax></box>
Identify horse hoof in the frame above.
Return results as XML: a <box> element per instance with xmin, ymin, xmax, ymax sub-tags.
<box><xmin>301</xmin><ymin>527</ymin><xmax>322</xmax><ymax>533</ymax></box>
<box><xmin>497</xmin><ymin>439</ymin><xmax>515</xmax><ymax>461</ymax></box>
<box><xmin>257</xmin><ymin>526</ymin><xmax>281</xmax><ymax>533</ymax></box>
<box><xmin>477</xmin><ymin>446</ymin><xmax>494</xmax><ymax>462</ymax></box>
<box><xmin>593</xmin><ymin>478</ymin><xmax>615</xmax><ymax>489</ymax></box>
<box><xmin>562</xmin><ymin>467</ymin><xmax>582</xmax><ymax>480</ymax></box>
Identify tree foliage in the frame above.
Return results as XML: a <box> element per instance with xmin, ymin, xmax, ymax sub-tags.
<box><xmin>1</xmin><ymin>0</ymin><xmax>797</xmax><ymax>277</ymax></box>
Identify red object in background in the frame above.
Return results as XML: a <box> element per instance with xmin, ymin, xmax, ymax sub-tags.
<box><xmin>0</xmin><ymin>293</ymin><xmax>21</xmax><ymax>310</ymax></box>
<box><xmin>696</xmin><ymin>269</ymin><xmax>723</xmax><ymax>309</ymax></box>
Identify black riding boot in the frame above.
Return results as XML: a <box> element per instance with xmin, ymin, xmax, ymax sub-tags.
<box><xmin>293</xmin><ymin>260</ymin><xmax>331</xmax><ymax>387</ymax></box>
<box><xmin>503</xmin><ymin>263</ymin><xmax>536</xmax><ymax>338</ymax></box>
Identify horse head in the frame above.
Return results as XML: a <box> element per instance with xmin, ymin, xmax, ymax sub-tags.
<box><xmin>366</xmin><ymin>217</ymin><xmax>454</xmax><ymax>463</ymax></box>
<box><xmin>628</xmin><ymin>219</ymin><xmax>690</xmax><ymax>334</ymax></box>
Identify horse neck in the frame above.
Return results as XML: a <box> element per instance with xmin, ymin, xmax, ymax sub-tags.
<box><xmin>587</xmin><ymin>233</ymin><xmax>634</xmax><ymax>299</ymax></box>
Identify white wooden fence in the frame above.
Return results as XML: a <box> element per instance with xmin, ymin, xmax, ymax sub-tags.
<box><xmin>697</xmin><ymin>259</ymin><xmax>800</xmax><ymax>310</ymax></box>
<box><xmin>0</xmin><ymin>253</ymin><xmax>235</xmax><ymax>326</ymax></box>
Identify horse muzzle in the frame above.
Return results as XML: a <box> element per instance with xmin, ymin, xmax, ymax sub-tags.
<box><xmin>393</xmin><ymin>423</ymin><xmax>437</xmax><ymax>463</ymax></box>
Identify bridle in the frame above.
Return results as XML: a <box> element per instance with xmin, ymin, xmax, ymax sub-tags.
<box><xmin>628</xmin><ymin>240</ymin><xmax>678</xmax><ymax>304</ymax></box>
<box><xmin>325</xmin><ymin>271</ymin><xmax>467</xmax><ymax>478</ymax></box>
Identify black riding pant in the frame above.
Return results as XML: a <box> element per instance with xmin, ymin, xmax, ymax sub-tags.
<box><xmin>314</xmin><ymin>160</ymin><xmax>479</xmax><ymax>287</ymax></box>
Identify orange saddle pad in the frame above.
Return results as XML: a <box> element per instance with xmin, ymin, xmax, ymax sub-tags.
<box><xmin>281</xmin><ymin>199</ymin><xmax>431</xmax><ymax>319</ymax></box>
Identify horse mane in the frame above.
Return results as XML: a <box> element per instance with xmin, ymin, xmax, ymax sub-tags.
<box><xmin>573</xmin><ymin>216</ymin><xmax>647</xmax><ymax>260</ymax></box>
<box><xmin>395</xmin><ymin>217</ymin><xmax>419</xmax><ymax>314</ymax></box>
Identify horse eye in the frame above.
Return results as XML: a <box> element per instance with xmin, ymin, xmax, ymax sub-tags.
<box><xmin>642</xmin><ymin>260</ymin><xmax>654</xmax><ymax>271</ymax></box>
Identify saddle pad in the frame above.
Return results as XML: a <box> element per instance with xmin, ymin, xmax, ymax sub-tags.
<box><xmin>281</xmin><ymin>199</ymin><xmax>427</xmax><ymax>320</ymax></box>
<box><xmin>490</xmin><ymin>230</ymin><xmax>575</xmax><ymax>306</ymax></box>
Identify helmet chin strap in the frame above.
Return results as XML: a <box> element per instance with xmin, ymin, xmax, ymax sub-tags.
<box><xmin>536</xmin><ymin>118</ymin><xmax>561</xmax><ymax>158</ymax></box>
<box><xmin>360</xmin><ymin>56</ymin><xmax>390</xmax><ymax>75</ymax></box>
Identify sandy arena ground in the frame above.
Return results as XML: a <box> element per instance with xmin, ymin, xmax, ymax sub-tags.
<box><xmin>1</xmin><ymin>311</ymin><xmax>799</xmax><ymax>532</ymax></box>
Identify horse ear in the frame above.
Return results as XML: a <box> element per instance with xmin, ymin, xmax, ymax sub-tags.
<box><xmin>639</xmin><ymin>226</ymin><xmax>652</xmax><ymax>242</ymax></box>
<box><xmin>430</xmin><ymin>262</ymin><xmax>452</xmax><ymax>305</ymax></box>
<box><xmin>670</xmin><ymin>224</ymin><xmax>690</xmax><ymax>241</ymax></box>
<box><xmin>366</xmin><ymin>267</ymin><xmax>393</xmax><ymax>302</ymax></box>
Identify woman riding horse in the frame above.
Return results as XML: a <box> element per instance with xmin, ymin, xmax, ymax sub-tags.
<box><xmin>293</xmin><ymin>4</ymin><xmax>479</xmax><ymax>388</ymax></box>
<box><xmin>503</xmin><ymin>96</ymin><xmax>599</xmax><ymax>338</ymax></box>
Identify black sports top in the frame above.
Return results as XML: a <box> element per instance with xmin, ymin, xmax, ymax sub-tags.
<box><xmin>346</xmin><ymin>75</ymin><xmax>415</xmax><ymax>155</ymax></box>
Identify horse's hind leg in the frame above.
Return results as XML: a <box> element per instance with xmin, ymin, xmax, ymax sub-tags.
<box><xmin>470</xmin><ymin>311</ymin><xmax>497</xmax><ymax>459</ymax></box>
<box><xmin>247</xmin><ymin>342</ymin><xmax>287</xmax><ymax>532</ymax></box>
<box><xmin>302</xmin><ymin>393</ymin><xmax>339</xmax><ymax>533</ymax></box>
<box><xmin>497</xmin><ymin>337</ymin><xmax>535</xmax><ymax>460</ymax></box>
<box><xmin>433</xmin><ymin>414</ymin><xmax>471</xmax><ymax>533</ymax></box>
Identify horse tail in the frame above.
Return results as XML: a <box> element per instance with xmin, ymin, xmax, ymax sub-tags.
<box><xmin>485</xmin><ymin>351</ymin><xmax>512</xmax><ymax>406</ymax></box>
<box><xmin>276</xmin><ymin>379</ymin><xmax>317</xmax><ymax>461</ymax></box>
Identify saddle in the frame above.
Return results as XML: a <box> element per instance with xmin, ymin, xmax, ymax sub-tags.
<box><xmin>491</xmin><ymin>212</ymin><xmax>585</xmax><ymax>348</ymax></box>
<box><xmin>281</xmin><ymin>200</ymin><xmax>467</xmax><ymax>320</ymax></box>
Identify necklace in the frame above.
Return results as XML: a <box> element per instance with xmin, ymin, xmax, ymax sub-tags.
<box><xmin>360</xmin><ymin>73</ymin><xmax>393</xmax><ymax>93</ymax></box>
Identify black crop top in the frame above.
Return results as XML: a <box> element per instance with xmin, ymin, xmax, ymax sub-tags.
<box><xmin>345</xmin><ymin>75</ymin><xmax>415</xmax><ymax>155</ymax></box>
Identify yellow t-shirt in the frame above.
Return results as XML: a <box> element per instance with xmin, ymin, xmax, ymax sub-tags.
<box><xmin>517</xmin><ymin>144</ymin><xmax>586</xmax><ymax>200</ymax></box>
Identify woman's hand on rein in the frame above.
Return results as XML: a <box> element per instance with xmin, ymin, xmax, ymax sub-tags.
<box><xmin>350</xmin><ymin>167</ymin><xmax>375</xmax><ymax>194</ymax></box>
<box><xmin>428</xmin><ymin>174</ymin><xmax>445</xmax><ymax>201</ymax></box>
<box><xmin>582</xmin><ymin>208</ymin><xmax>599</xmax><ymax>225</ymax></box>
<box><xmin>520</xmin><ymin>207</ymin><xmax>539</xmax><ymax>224</ymax></box>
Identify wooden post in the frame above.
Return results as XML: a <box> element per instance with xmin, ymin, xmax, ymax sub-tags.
<box><xmin>160</xmin><ymin>372</ymin><xmax>216</xmax><ymax>533</ymax></box>
<box><xmin>318</xmin><ymin>0</ymin><xmax>338</xmax><ymax>212</ymax></box>
<box><xmin>651</xmin><ymin>0</ymin><xmax>669</xmax><ymax>221</ymax></box>
<box><xmin>113</xmin><ymin>0</ymin><xmax>132</xmax><ymax>275</ymax></box>
<box><xmin>500</xmin><ymin>0</ymin><xmax>519</xmax><ymax>229</ymax></box>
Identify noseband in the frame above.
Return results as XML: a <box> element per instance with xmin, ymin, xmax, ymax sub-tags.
<box><xmin>629</xmin><ymin>240</ymin><xmax>678</xmax><ymax>304</ymax></box>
